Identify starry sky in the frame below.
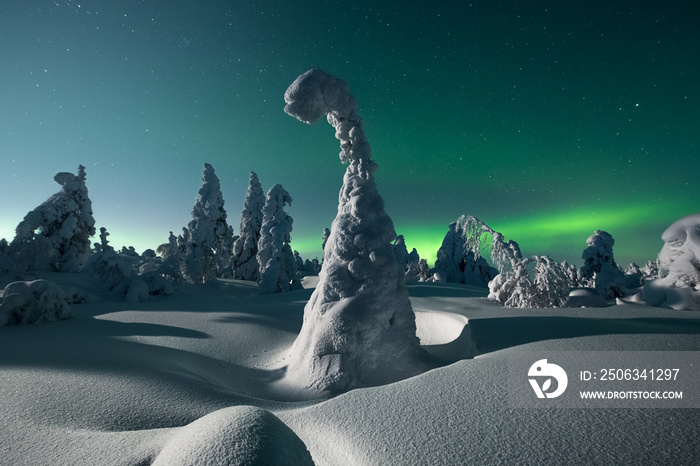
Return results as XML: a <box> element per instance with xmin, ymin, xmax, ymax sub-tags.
<box><xmin>1</xmin><ymin>0</ymin><xmax>698</xmax><ymax>267</ymax></box>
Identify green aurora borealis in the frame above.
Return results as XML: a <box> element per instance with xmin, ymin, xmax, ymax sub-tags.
<box><xmin>1</xmin><ymin>1</ymin><xmax>698</xmax><ymax>267</ymax></box>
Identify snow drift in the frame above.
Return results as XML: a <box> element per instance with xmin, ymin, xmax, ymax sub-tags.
<box><xmin>152</xmin><ymin>406</ymin><xmax>313</xmax><ymax>466</ymax></box>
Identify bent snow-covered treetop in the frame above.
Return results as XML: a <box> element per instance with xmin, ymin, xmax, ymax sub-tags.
<box><xmin>284</xmin><ymin>68</ymin><xmax>374</xmax><ymax>173</ymax></box>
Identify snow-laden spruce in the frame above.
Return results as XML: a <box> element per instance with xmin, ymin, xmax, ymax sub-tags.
<box><xmin>283</xmin><ymin>69</ymin><xmax>425</xmax><ymax>393</ymax></box>
<box><xmin>580</xmin><ymin>230</ymin><xmax>628</xmax><ymax>298</ymax></box>
<box><xmin>643</xmin><ymin>212</ymin><xmax>700</xmax><ymax>311</ymax></box>
<box><xmin>182</xmin><ymin>163</ymin><xmax>233</xmax><ymax>283</ymax></box>
<box><xmin>2</xmin><ymin>165</ymin><xmax>95</xmax><ymax>275</ymax></box>
<box><xmin>256</xmin><ymin>184</ymin><xmax>302</xmax><ymax>294</ymax></box>
<box><xmin>231</xmin><ymin>171</ymin><xmax>265</xmax><ymax>281</ymax></box>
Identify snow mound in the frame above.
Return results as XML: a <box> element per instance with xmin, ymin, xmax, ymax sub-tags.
<box><xmin>0</xmin><ymin>279</ymin><xmax>71</xmax><ymax>326</ymax></box>
<box><xmin>643</xmin><ymin>212</ymin><xmax>700</xmax><ymax>310</ymax></box>
<box><xmin>414</xmin><ymin>310</ymin><xmax>468</xmax><ymax>345</ymax></box>
<box><xmin>564</xmin><ymin>288</ymin><xmax>611</xmax><ymax>308</ymax></box>
<box><xmin>152</xmin><ymin>406</ymin><xmax>314</xmax><ymax>466</ymax></box>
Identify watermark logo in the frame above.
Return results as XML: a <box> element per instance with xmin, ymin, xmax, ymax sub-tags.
<box><xmin>528</xmin><ymin>359</ymin><xmax>568</xmax><ymax>399</ymax></box>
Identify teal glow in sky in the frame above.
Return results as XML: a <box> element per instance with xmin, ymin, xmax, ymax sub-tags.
<box><xmin>1</xmin><ymin>1</ymin><xmax>698</xmax><ymax>267</ymax></box>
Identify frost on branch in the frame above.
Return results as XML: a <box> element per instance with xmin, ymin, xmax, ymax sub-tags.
<box><xmin>643</xmin><ymin>212</ymin><xmax>700</xmax><ymax>311</ymax></box>
<box><xmin>283</xmin><ymin>69</ymin><xmax>425</xmax><ymax>393</ymax></box>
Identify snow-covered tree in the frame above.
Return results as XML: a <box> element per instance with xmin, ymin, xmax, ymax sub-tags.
<box><xmin>231</xmin><ymin>171</ymin><xmax>265</xmax><ymax>281</ymax></box>
<box><xmin>83</xmin><ymin>227</ymin><xmax>134</xmax><ymax>293</ymax></box>
<box><xmin>643</xmin><ymin>212</ymin><xmax>700</xmax><ymax>311</ymax></box>
<box><xmin>283</xmin><ymin>69</ymin><xmax>425</xmax><ymax>393</ymax></box>
<box><xmin>393</xmin><ymin>235</ymin><xmax>421</xmax><ymax>283</ymax></box>
<box><xmin>182</xmin><ymin>163</ymin><xmax>233</xmax><ymax>283</ymax></box>
<box><xmin>433</xmin><ymin>215</ymin><xmax>578</xmax><ymax>307</ymax></box>
<box><xmin>155</xmin><ymin>231</ymin><xmax>184</xmax><ymax>283</ymax></box>
<box><xmin>5</xmin><ymin>165</ymin><xmax>95</xmax><ymax>274</ymax></box>
<box><xmin>256</xmin><ymin>184</ymin><xmax>302</xmax><ymax>294</ymax></box>
<box><xmin>580</xmin><ymin>230</ymin><xmax>628</xmax><ymax>298</ymax></box>
<box><xmin>433</xmin><ymin>215</ymin><xmax>499</xmax><ymax>287</ymax></box>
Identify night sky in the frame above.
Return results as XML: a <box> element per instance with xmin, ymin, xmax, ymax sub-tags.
<box><xmin>1</xmin><ymin>1</ymin><xmax>698</xmax><ymax>267</ymax></box>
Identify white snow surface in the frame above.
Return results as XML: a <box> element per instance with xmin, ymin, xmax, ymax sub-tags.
<box><xmin>1</xmin><ymin>274</ymin><xmax>699</xmax><ymax>465</ymax></box>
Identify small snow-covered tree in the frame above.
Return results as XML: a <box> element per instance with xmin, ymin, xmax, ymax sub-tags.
<box><xmin>231</xmin><ymin>171</ymin><xmax>265</xmax><ymax>281</ymax></box>
<box><xmin>283</xmin><ymin>69</ymin><xmax>425</xmax><ymax>393</ymax></box>
<box><xmin>256</xmin><ymin>184</ymin><xmax>302</xmax><ymax>294</ymax></box>
<box><xmin>580</xmin><ymin>230</ymin><xmax>627</xmax><ymax>298</ymax></box>
<box><xmin>182</xmin><ymin>163</ymin><xmax>233</xmax><ymax>283</ymax></box>
<box><xmin>7</xmin><ymin>165</ymin><xmax>95</xmax><ymax>274</ymax></box>
<box><xmin>155</xmin><ymin>231</ymin><xmax>184</xmax><ymax>283</ymax></box>
<box><xmin>393</xmin><ymin>235</ymin><xmax>421</xmax><ymax>283</ymax></box>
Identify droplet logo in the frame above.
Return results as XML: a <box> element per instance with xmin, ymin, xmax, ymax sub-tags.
<box><xmin>528</xmin><ymin>359</ymin><xmax>568</xmax><ymax>399</ymax></box>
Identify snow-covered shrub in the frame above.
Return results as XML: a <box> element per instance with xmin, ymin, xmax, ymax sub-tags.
<box><xmin>5</xmin><ymin>165</ymin><xmax>95</xmax><ymax>274</ymax></box>
<box><xmin>156</xmin><ymin>231</ymin><xmax>184</xmax><ymax>283</ymax></box>
<box><xmin>256</xmin><ymin>185</ymin><xmax>302</xmax><ymax>294</ymax></box>
<box><xmin>643</xmin><ymin>212</ymin><xmax>700</xmax><ymax>311</ymax></box>
<box><xmin>580</xmin><ymin>230</ymin><xmax>628</xmax><ymax>298</ymax></box>
<box><xmin>231</xmin><ymin>171</ymin><xmax>265</xmax><ymax>281</ymax></box>
<box><xmin>84</xmin><ymin>228</ymin><xmax>174</xmax><ymax>299</ymax></box>
<box><xmin>283</xmin><ymin>69</ymin><xmax>424</xmax><ymax>393</ymax></box>
<box><xmin>182</xmin><ymin>163</ymin><xmax>233</xmax><ymax>283</ymax></box>
<box><xmin>488</xmin><ymin>255</ymin><xmax>575</xmax><ymax>308</ymax></box>
<box><xmin>0</xmin><ymin>279</ymin><xmax>71</xmax><ymax>326</ymax></box>
<box><xmin>83</xmin><ymin>228</ymin><xmax>135</xmax><ymax>293</ymax></box>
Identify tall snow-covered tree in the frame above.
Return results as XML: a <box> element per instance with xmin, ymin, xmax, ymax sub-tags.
<box><xmin>231</xmin><ymin>171</ymin><xmax>265</xmax><ymax>280</ymax></box>
<box><xmin>256</xmin><ymin>184</ymin><xmax>302</xmax><ymax>294</ymax></box>
<box><xmin>283</xmin><ymin>69</ymin><xmax>425</xmax><ymax>393</ymax></box>
<box><xmin>182</xmin><ymin>163</ymin><xmax>233</xmax><ymax>283</ymax></box>
<box><xmin>6</xmin><ymin>165</ymin><xmax>95</xmax><ymax>274</ymax></box>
